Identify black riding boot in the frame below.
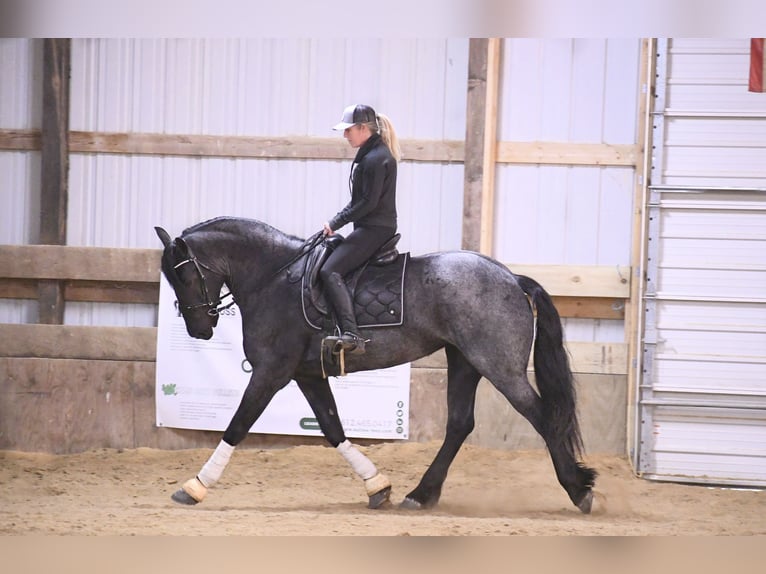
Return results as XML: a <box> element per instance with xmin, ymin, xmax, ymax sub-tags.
<box><xmin>323</xmin><ymin>271</ymin><xmax>366</xmax><ymax>355</ymax></box>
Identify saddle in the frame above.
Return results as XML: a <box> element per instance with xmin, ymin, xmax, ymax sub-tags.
<box><xmin>295</xmin><ymin>233</ymin><xmax>409</xmax><ymax>332</ymax></box>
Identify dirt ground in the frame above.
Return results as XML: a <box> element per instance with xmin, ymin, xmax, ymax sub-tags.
<box><xmin>1</xmin><ymin>441</ymin><xmax>764</xmax><ymax>536</ymax></box>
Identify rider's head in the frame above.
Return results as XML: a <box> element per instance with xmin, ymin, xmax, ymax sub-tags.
<box><xmin>333</xmin><ymin>104</ymin><xmax>401</xmax><ymax>161</ymax></box>
<box><xmin>333</xmin><ymin>104</ymin><xmax>379</xmax><ymax>133</ymax></box>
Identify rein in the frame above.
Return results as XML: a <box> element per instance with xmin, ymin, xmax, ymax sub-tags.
<box><xmin>269</xmin><ymin>230</ymin><xmax>325</xmax><ymax>279</ymax></box>
<box><xmin>173</xmin><ymin>230</ymin><xmax>325</xmax><ymax>315</ymax></box>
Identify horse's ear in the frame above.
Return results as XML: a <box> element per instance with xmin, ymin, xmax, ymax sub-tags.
<box><xmin>155</xmin><ymin>226</ymin><xmax>172</xmax><ymax>248</ymax></box>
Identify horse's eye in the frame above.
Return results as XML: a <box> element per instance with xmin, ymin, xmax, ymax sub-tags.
<box><xmin>173</xmin><ymin>264</ymin><xmax>194</xmax><ymax>286</ymax></box>
<box><xmin>178</xmin><ymin>270</ymin><xmax>195</xmax><ymax>287</ymax></box>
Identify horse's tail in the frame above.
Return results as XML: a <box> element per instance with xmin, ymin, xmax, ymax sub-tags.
<box><xmin>515</xmin><ymin>274</ymin><xmax>585</xmax><ymax>460</ymax></box>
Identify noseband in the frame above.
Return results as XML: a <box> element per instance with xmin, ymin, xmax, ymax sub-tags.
<box><xmin>173</xmin><ymin>253</ymin><xmax>235</xmax><ymax>316</ymax></box>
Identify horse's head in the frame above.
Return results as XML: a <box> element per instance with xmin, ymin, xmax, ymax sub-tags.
<box><xmin>155</xmin><ymin>226</ymin><xmax>226</xmax><ymax>340</ymax></box>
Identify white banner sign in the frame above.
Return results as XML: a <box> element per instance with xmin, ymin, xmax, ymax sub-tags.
<box><xmin>155</xmin><ymin>277</ymin><xmax>410</xmax><ymax>439</ymax></box>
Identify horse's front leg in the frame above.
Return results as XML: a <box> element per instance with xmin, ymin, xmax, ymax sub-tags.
<box><xmin>171</xmin><ymin>369</ymin><xmax>290</xmax><ymax>506</ymax></box>
<box><xmin>296</xmin><ymin>377</ymin><xmax>392</xmax><ymax>509</ymax></box>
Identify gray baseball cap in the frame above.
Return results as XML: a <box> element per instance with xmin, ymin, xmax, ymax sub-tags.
<box><xmin>333</xmin><ymin>104</ymin><xmax>377</xmax><ymax>130</ymax></box>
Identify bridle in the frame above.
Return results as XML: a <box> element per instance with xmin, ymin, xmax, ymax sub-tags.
<box><xmin>173</xmin><ymin>254</ymin><xmax>235</xmax><ymax>317</ymax></box>
<box><xmin>171</xmin><ymin>229</ymin><xmax>324</xmax><ymax>316</ymax></box>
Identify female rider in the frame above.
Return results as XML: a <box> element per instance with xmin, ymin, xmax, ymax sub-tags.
<box><xmin>321</xmin><ymin>104</ymin><xmax>401</xmax><ymax>355</ymax></box>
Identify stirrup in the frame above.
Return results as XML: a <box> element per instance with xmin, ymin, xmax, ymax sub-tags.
<box><xmin>339</xmin><ymin>331</ymin><xmax>367</xmax><ymax>355</ymax></box>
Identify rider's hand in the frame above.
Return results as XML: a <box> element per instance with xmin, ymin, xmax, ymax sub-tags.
<box><xmin>323</xmin><ymin>222</ymin><xmax>334</xmax><ymax>236</ymax></box>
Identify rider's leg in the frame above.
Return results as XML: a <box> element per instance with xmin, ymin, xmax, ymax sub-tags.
<box><xmin>320</xmin><ymin>225</ymin><xmax>395</xmax><ymax>354</ymax></box>
<box><xmin>321</xmin><ymin>269</ymin><xmax>366</xmax><ymax>354</ymax></box>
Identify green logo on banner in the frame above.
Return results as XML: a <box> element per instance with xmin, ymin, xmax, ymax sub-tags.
<box><xmin>299</xmin><ymin>417</ymin><xmax>320</xmax><ymax>430</ymax></box>
<box><xmin>161</xmin><ymin>383</ymin><xmax>178</xmax><ymax>396</ymax></box>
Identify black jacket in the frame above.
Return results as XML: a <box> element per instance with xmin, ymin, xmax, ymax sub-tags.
<box><xmin>328</xmin><ymin>133</ymin><xmax>398</xmax><ymax>232</ymax></box>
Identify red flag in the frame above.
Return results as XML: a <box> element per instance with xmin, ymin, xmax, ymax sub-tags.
<box><xmin>750</xmin><ymin>38</ymin><xmax>765</xmax><ymax>92</ymax></box>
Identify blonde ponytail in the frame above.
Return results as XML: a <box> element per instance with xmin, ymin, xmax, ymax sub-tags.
<box><xmin>376</xmin><ymin>113</ymin><xmax>401</xmax><ymax>162</ymax></box>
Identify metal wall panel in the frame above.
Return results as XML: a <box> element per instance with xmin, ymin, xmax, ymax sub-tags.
<box><xmin>0</xmin><ymin>39</ymin><xmax>41</xmax><ymax>322</ymax></box>
<box><xmin>638</xmin><ymin>39</ymin><xmax>766</xmax><ymax>486</ymax></box>
<box><xmin>660</xmin><ymin>38</ymin><xmax>766</xmax><ymax>187</ymax></box>
<box><xmin>0</xmin><ymin>38</ymin><xmax>41</xmax><ymax>244</ymax></box>
<box><xmin>499</xmin><ymin>38</ymin><xmax>640</xmax><ymax>143</ymax></box>
<box><xmin>69</xmin><ymin>39</ymin><xmax>469</xmax><ymax>138</ymax></box>
<box><xmin>67</xmin><ymin>39</ymin><xmax>468</xmax><ymax>247</ymax></box>
<box><xmin>0</xmin><ymin>38</ymin><xmax>41</xmax><ymax>130</ymax></box>
<box><xmin>494</xmin><ymin>39</ymin><xmax>641</xmax><ymax>344</ymax></box>
<box><xmin>649</xmin><ymin>407</ymin><xmax>766</xmax><ymax>487</ymax></box>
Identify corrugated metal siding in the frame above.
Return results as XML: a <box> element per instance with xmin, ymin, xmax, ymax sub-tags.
<box><xmin>639</xmin><ymin>39</ymin><xmax>766</xmax><ymax>486</ymax></box>
<box><xmin>0</xmin><ymin>38</ymin><xmax>41</xmax><ymax>322</ymax></box>
<box><xmin>67</xmin><ymin>39</ymin><xmax>468</xmax><ymax>247</ymax></box>
<box><xmin>69</xmin><ymin>39</ymin><xmax>469</xmax><ymax>138</ymax></box>
<box><xmin>649</xmin><ymin>407</ymin><xmax>766</xmax><ymax>484</ymax></box>
<box><xmin>494</xmin><ymin>39</ymin><xmax>641</xmax><ymax>344</ymax></box>
<box><xmin>662</xmin><ymin>38</ymin><xmax>766</xmax><ymax>187</ymax></box>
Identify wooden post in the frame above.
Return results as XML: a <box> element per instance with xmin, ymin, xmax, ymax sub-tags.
<box><xmin>462</xmin><ymin>38</ymin><xmax>501</xmax><ymax>254</ymax></box>
<box><xmin>38</xmin><ymin>38</ymin><xmax>71</xmax><ymax>324</ymax></box>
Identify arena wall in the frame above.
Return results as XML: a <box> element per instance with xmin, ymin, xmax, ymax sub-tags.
<box><xmin>1</xmin><ymin>38</ymin><xmax>643</xmax><ymax>455</ymax></box>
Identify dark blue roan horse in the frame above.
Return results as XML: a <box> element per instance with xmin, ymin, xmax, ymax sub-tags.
<box><xmin>155</xmin><ymin>216</ymin><xmax>596</xmax><ymax>513</ymax></box>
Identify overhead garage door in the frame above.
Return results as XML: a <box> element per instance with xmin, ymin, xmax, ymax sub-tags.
<box><xmin>637</xmin><ymin>39</ymin><xmax>766</xmax><ymax>486</ymax></box>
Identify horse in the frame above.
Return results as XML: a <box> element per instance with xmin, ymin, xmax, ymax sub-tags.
<box><xmin>155</xmin><ymin>216</ymin><xmax>596</xmax><ymax>513</ymax></box>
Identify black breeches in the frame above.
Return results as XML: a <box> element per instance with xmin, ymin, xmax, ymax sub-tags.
<box><xmin>320</xmin><ymin>225</ymin><xmax>395</xmax><ymax>279</ymax></box>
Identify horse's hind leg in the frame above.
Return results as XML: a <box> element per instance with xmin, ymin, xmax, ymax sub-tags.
<box><xmin>296</xmin><ymin>378</ymin><xmax>392</xmax><ymax>509</ymax></box>
<box><xmin>401</xmin><ymin>345</ymin><xmax>482</xmax><ymax>510</ymax></box>
<box><xmin>485</xmin><ymin>371</ymin><xmax>595</xmax><ymax>512</ymax></box>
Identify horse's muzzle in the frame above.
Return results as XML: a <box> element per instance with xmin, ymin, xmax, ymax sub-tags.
<box><xmin>189</xmin><ymin>326</ymin><xmax>214</xmax><ymax>340</ymax></box>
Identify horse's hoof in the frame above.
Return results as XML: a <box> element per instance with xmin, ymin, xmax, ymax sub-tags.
<box><xmin>367</xmin><ymin>486</ymin><xmax>392</xmax><ymax>509</ymax></box>
<box><xmin>399</xmin><ymin>497</ymin><xmax>423</xmax><ymax>510</ymax></box>
<box><xmin>576</xmin><ymin>490</ymin><xmax>593</xmax><ymax>514</ymax></box>
<box><xmin>171</xmin><ymin>488</ymin><xmax>199</xmax><ymax>506</ymax></box>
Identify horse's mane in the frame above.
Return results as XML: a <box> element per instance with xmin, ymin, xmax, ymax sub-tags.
<box><xmin>181</xmin><ymin>216</ymin><xmax>304</xmax><ymax>244</ymax></box>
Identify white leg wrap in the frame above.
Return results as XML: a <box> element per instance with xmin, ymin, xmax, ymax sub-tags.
<box><xmin>197</xmin><ymin>440</ymin><xmax>235</xmax><ymax>488</ymax></box>
<box><xmin>336</xmin><ymin>440</ymin><xmax>377</xmax><ymax>480</ymax></box>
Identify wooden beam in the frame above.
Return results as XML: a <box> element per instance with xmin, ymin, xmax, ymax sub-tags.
<box><xmin>0</xmin><ymin>323</ymin><xmax>626</xmax><ymax>375</ymax></box>
<box><xmin>72</xmin><ymin>131</ymin><xmax>357</xmax><ymax>160</ymax></box>
<box><xmin>38</xmin><ymin>38</ymin><xmax>71</xmax><ymax>325</ymax></box>
<box><xmin>0</xmin><ymin>245</ymin><xmax>629</xmax><ymax>297</ymax></box>
<box><xmin>0</xmin><ymin>129</ymin><xmax>465</xmax><ymax>163</ymax></box>
<box><xmin>552</xmin><ymin>296</ymin><xmax>625</xmax><ymax>320</ymax></box>
<box><xmin>463</xmin><ymin>38</ymin><xmax>497</xmax><ymax>252</ymax></box>
<box><xmin>0</xmin><ymin>279</ymin><xmax>623</xmax><ymax>319</ymax></box>
<box><xmin>506</xmin><ymin>264</ymin><xmax>631</xmax><ymax>298</ymax></box>
<box><xmin>479</xmin><ymin>39</ymin><xmax>501</xmax><ymax>255</ymax></box>
<box><xmin>0</xmin><ymin>245</ymin><xmax>161</xmax><ymax>282</ymax></box>
<box><xmin>1</xmin><ymin>129</ymin><xmax>642</xmax><ymax>168</ymax></box>
<box><xmin>496</xmin><ymin>141</ymin><xmax>639</xmax><ymax>166</ymax></box>
<box><xmin>413</xmin><ymin>342</ymin><xmax>628</xmax><ymax>376</ymax></box>
<box><xmin>0</xmin><ymin>278</ymin><xmax>38</xmax><ymax>299</ymax></box>
<box><xmin>40</xmin><ymin>39</ymin><xmax>70</xmax><ymax>247</ymax></box>
<box><xmin>70</xmin><ymin>132</ymin><xmax>466</xmax><ymax>163</ymax></box>
<box><xmin>0</xmin><ymin>128</ymin><xmax>40</xmax><ymax>151</ymax></box>
<box><xmin>64</xmin><ymin>281</ymin><xmax>159</xmax><ymax>304</ymax></box>
<box><xmin>0</xmin><ymin>245</ymin><xmax>630</xmax><ymax>302</ymax></box>
<box><xmin>0</xmin><ymin>324</ymin><xmax>157</xmax><ymax>362</ymax></box>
